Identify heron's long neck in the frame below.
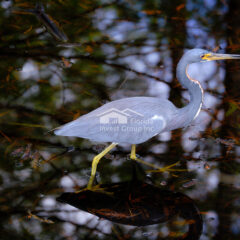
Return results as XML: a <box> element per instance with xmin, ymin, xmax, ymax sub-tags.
<box><xmin>175</xmin><ymin>58</ymin><xmax>203</xmax><ymax>128</ymax></box>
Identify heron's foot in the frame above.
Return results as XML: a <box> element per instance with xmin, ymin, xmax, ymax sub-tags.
<box><xmin>146</xmin><ymin>161</ymin><xmax>187</xmax><ymax>173</ymax></box>
<box><xmin>129</xmin><ymin>145</ymin><xmax>186</xmax><ymax>173</ymax></box>
<box><xmin>86</xmin><ymin>174</ymin><xmax>113</xmax><ymax>195</ymax></box>
<box><xmin>129</xmin><ymin>155</ymin><xmax>187</xmax><ymax>173</ymax></box>
<box><xmin>76</xmin><ymin>184</ymin><xmax>113</xmax><ymax>196</ymax></box>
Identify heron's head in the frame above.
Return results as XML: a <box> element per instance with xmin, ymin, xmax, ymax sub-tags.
<box><xmin>183</xmin><ymin>48</ymin><xmax>240</xmax><ymax>63</ymax></box>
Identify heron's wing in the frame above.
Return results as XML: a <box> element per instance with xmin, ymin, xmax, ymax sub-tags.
<box><xmin>54</xmin><ymin>97</ymin><xmax>177</xmax><ymax>144</ymax></box>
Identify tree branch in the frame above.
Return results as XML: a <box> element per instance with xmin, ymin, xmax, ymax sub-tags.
<box><xmin>0</xmin><ymin>48</ymin><xmax>169</xmax><ymax>85</ymax></box>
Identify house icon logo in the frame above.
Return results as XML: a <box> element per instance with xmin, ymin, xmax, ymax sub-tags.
<box><xmin>97</xmin><ymin>108</ymin><xmax>143</xmax><ymax>124</ymax></box>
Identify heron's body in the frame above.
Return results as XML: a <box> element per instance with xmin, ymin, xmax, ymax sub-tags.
<box><xmin>55</xmin><ymin>97</ymin><xmax>179</xmax><ymax>144</ymax></box>
<box><xmin>54</xmin><ymin>48</ymin><xmax>240</xmax><ymax>189</ymax></box>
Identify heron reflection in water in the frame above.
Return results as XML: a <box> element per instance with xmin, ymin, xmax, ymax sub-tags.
<box><xmin>57</xmin><ymin>176</ymin><xmax>203</xmax><ymax>239</ymax></box>
<box><xmin>54</xmin><ymin>49</ymin><xmax>240</xmax><ymax>188</ymax></box>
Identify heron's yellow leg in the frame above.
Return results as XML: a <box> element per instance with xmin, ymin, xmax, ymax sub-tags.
<box><xmin>130</xmin><ymin>144</ymin><xmax>161</xmax><ymax>169</ymax></box>
<box><xmin>87</xmin><ymin>143</ymin><xmax>117</xmax><ymax>189</ymax></box>
<box><xmin>130</xmin><ymin>145</ymin><xmax>186</xmax><ymax>173</ymax></box>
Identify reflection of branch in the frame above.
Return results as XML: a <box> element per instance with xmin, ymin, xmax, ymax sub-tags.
<box><xmin>0</xmin><ymin>132</ymin><xmax>95</xmax><ymax>155</ymax></box>
<box><xmin>102</xmin><ymin>60</ymin><xmax>167</xmax><ymax>83</ymax></box>
<box><xmin>0</xmin><ymin>49</ymin><xmax>169</xmax><ymax>84</ymax></box>
<box><xmin>0</xmin><ymin>103</ymin><xmax>53</xmax><ymax>117</ymax></box>
<box><xmin>80</xmin><ymin>1</ymin><xmax>119</xmax><ymax>15</ymax></box>
<box><xmin>1</xmin><ymin>30</ymin><xmax>46</xmax><ymax>48</ymax></box>
<box><xmin>51</xmin><ymin>216</ymin><xmax>113</xmax><ymax>237</ymax></box>
<box><xmin>0</xmin><ymin>103</ymin><xmax>64</xmax><ymax>123</ymax></box>
<box><xmin>33</xmin><ymin>209</ymin><xmax>80</xmax><ymax>214</ymax></box>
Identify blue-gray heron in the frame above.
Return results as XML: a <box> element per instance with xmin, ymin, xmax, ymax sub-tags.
<box><xmin>55</xmin><ymin>48</ymin><xmax>240</xmax><ymax>188</ymax></box>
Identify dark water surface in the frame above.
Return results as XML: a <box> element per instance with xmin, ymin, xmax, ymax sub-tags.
<box><xmin>0</xmin><ymin>0</ymin><xmax>240</xmax><ymax>239</ymax></box>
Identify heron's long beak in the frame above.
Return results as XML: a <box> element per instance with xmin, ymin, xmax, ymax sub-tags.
<box><xmin>202</xmin><ymin>52</ymin><xmax>240</xmax><ymax>61</ymax></box>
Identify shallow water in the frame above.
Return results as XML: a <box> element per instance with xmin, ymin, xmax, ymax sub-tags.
<box><xmin>0</xmin><ymin>0</ymin><xmax>240</xmax><ymax>239</ymax></box>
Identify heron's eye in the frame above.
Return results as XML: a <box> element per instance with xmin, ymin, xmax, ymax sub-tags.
<box><xmin>200</xmin><ymin>54</ymin><xmax>205</xmax><ymax>58</ymax></box>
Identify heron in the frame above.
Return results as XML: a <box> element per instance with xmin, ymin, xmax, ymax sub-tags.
<box><xmin>54</xmin><ymin>48</ymin><xmax>240</xmax><ymax>189</ymax></box>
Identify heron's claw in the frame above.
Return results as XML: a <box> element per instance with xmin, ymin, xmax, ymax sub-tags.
<box><xmin>129</xmin><ymin>157</ymin><xmax>187</xmax><ymax>174</ymax></box>
<box><xmin>146</xmin><ymin>161</ymin><xmax>187</xmax><ymax>173</ymax></box>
